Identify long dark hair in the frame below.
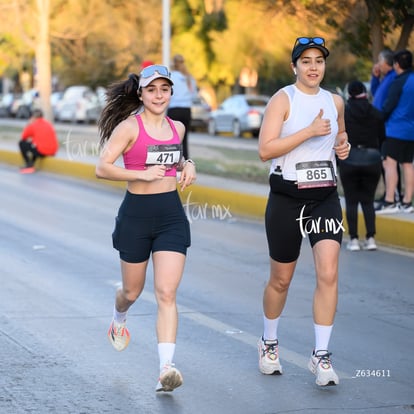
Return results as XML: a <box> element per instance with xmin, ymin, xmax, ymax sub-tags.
<box><xmin>98</xmin><ymin>73</ymin><xmax>143</xmax><ymax>146</ymax></box>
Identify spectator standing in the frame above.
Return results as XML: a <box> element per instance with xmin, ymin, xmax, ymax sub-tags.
<box><xmin>377</xmin><ymin>49</ymin><xmax>414</xmax><ymax>214</ymax></box>
<box><xmin>338</xmin><ymin>81</ymin><xmax>384</xmax><ymax>251</ymax></box>
<box><xmin>370</xmin><ymin>49</ymin><xmax>396</xmax><ymax>110</ymax></box>
<box><xmin>18</xmin><ymin>109</ymin><xmax>59</xmax><ymax>174</ymax></box>
<box><xmin>96</xmin><ymin>65</ymin><xmax>196</xmax><ymax>392</ymax></box>
<box><xmin>167</xmin><ymin>54</ymin><xmax>197</xmax><ymax>159</ymax></box>
<box><xmin>370</xmin><ymin>49</ymin><xmax>401</xmax><ymax>204</ymax></box>
<box><xmin>257</xmin><ymin>36</ymin><xmax>350</xmax><ymax>387</ymax></box>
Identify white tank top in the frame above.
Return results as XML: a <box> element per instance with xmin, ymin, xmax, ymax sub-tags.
<box><xmin>270</xmin><ymin>84</ymin><xmax>339</xmax><ymax>181</ymax></box>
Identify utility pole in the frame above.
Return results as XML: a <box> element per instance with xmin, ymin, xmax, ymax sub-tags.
<box><xmin>162</xmin><ymin>0</ymin><xmax>171</xmax><ymax>67</ymax></box>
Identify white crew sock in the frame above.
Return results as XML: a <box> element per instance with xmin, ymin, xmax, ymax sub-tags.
<box><xmin>263</xmin><ymin>315</ymin><xmax>280</xmax><ymax>341</ymax></box>
<box><xmin>314</xmin><ymin>323</ymin><xmax>333</xmax><ymax>352</ymax></box>
<box><xmin>158</xmin><ymin>342</ymin><xmax>176</xmax><ymax>370</ymax></box>
<box><xmin>113</xmin><ymin>305</ymin><xmax>127</xmax><ymax>324</ymax></box>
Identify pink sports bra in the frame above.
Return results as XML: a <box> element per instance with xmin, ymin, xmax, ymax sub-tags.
<box><xmin>123</xmin><ymin>114</ymin><xmax>182</xmax><ymax>177</ymax></box>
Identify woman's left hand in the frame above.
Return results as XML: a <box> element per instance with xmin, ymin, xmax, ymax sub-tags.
<box><xmin>334</xmin><ymin>135</ymin><xmax>351</xmax><ymax>160</ymax></box>
<box><xmin>179</xmin><ymin>162</ymin><xmax>196</xmax><ymax>191</ymax></box>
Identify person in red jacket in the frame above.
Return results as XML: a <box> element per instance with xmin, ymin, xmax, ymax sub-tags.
<box><xmin>19</xmin><ymin>109</ymin><xmax>59</xmax><ymax>174</ymax></box>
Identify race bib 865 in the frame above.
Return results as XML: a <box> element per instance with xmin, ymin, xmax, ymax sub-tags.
<box><xmin>295</xmin><ymin>160</ymin><xmax>336</xmax><ymax>189</ymax></box>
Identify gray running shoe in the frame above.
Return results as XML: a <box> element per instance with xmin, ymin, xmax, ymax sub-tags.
<box><xmin>258</xmin><ymin>337</ymin><xmax>283</xmax><ymax>375</ymax></box>
<box><xmin>362</xmin><ymin>237</ymin><xmax>377</xmax><ymax>251</ymax></box>
<box><xmin>347</xmin><ymin>238</ymin><xmax>360</xmax><ymax>251</ymax></box>
<box><xmin>308</xmin><ymin>350</ymin><xmax>339</xmax><ymax>386</ymax></box>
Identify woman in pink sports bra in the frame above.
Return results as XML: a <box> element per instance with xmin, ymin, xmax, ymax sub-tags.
<box><xmin>96</xmin><ymin>65</ymin><xmax>196</xmax><ymax>393</ymax></box>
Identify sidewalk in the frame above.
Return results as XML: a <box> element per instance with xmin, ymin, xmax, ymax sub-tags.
<box><xmin>0</xmin><ymin>133</ymin><xmax>413</xmax><ymax>251</ymax></box>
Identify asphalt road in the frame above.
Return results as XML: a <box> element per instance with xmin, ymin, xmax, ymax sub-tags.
<box><xmin>1</xmin><ymin>163</ymin><xmax>413</xmax><ymax>414</ymax></box>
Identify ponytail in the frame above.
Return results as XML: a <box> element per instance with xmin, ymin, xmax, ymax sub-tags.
<box><xmin>98</xmin><ymin>73</ymin><xmax>143</xmax><ymax>146</ymax></box>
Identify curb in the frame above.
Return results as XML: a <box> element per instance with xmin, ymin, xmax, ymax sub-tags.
<box><xmin>1</xmin><ymin>148</ymin><xmax>413</xmax><ymax>251</ymax></box>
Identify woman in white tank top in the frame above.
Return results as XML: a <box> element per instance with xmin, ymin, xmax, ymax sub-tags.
<box><xmin>256</xmin><ymin>37</ymin><xmax>351</xmax><ymax>387</ymax></box>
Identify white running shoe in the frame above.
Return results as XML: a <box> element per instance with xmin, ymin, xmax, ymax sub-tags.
<box><xmin>346</xmin><ymin>238</ymin><xmax>360</xmax><ymax>251</ymax></box>
<box><xmin>257</xmin><ymin>337</ymin><xmax>283</xmax><ymax>375</ymax></box>
<box><xmin>308</xmin><ymin>350</ymin><xmax>339</xmax><ymax>386</ymax></box>
<box><xmin>107</xmin><ymin>320</ymin><xmax>130</xmax><ymax>351</ymax></box>
<box><xmin>400</xmin><ymin>202</ymin><xmax>414</xmax><ymax>213</ymax></box>
<box><xmin>362</xmin><ymin>237</ymin><xmax>377</xmax><ymax>251</ymax></box>
<box><xmin>156</xmin><ymin>363</ymin><xmax>183</xmax><ymax>392</ymax></box>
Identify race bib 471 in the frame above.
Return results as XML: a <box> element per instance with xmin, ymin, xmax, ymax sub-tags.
<box><xmin>145</xmin><ymin>144</ymin><xmax>182</xmax><ymax>166</ymax></box>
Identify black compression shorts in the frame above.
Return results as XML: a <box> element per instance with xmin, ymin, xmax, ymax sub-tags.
<box><xmin>265</xmin><ymin>174</ymin><xmax>343</xmax><ymax>263</ymax></box>
<box><xmin>112</xmin><ymin>190</ymin><xmax>191</xmax><ymax>263</ymax></box>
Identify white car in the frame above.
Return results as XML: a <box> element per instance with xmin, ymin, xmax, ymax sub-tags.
<box><xmin>10</xmin><ymin>89</ymin><xmax>39</xmax><ymax>119</ymax></box>
<box><xmin>54</xmin><ymin>86</ymin><xmax>101</xmax><ymax>123</ymax></box>
<box><xmin>208</xmin><ymin>94</ymin><xmax>270</xmax><ymax>137</ymax></box>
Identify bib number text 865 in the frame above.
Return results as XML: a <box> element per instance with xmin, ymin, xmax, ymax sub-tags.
<box><xmin>306</xmin><ymin>168</ymin><xmax>328</xmax><ymax>181</ymax></box>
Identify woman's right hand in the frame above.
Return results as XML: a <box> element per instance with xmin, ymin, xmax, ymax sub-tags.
<box><xmin>372</xmin><ymin>63</ymin><xmax>380</xmax><ymax>77</ymax></box>
<box><xmin>142</xmin><ymin>165</ymin><xmax>167</xmax><ymax>181</ymax></box>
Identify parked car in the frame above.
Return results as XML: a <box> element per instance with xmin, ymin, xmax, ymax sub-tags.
<box><xmin>10</xmin><ymin>89</ymin><xmax>39</xmax><ymax>119</ymax></box>
<box><xmin>85</xmin><ymin>86</ymin><xmax>107</xmax><ymax>123</ymax></box>
<box><xmin>54</xmin><ymin>85</ymin><xmax>102</xmax><ymax>123</ymax></box>
<box><xmin>50</xmin><ymin>91</ymin><xmax>64</xmax><ymax>114</ymax></box>
<box><xmin>0</xmin><ymin>93</ymin><xmax>15</xmax><ymax>117</ymax></box>
<box><xmin>207</xmin><ymin>94</ymin><xmax>270</xmax><ymax>137</ymax></box>
<box><xmin>190</xmin><ymin>95</ymin><xmax>211</xmax><ymax>131</ymax></box>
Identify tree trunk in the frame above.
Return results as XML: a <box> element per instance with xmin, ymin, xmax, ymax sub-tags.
<box><xmin>365</xmin><ymin>0</ymin><xmax>383</xmax><ymax>62</ymax></box>
<box><xmin>35</xmin><ymin>0</ymin><xmax>53</xmax><ymax>122</ymax></box>
<box><xmin>395</xmin><ymin>15</ymin><xmax>414</xmax><ymax>50</ymax></box>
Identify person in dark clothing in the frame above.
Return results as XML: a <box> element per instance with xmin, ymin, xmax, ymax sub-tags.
<box><xmin>339</xmin><ymin>81</ymin><xmax>384</xmax><ymax>251</ymax></box>
<box><xmin>167</xmin><ymin>54</ymin><xmax>197</xmax><ymax>159</ymax></box>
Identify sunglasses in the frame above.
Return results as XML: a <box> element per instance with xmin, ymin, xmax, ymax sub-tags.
<box><xmin>295</xmin><ymin>37</ymin><xmax>325</xmax><ymax>47</ymax></box>
<box><xmin>140</xmin><ymin>65</ymin><xmax>170</xmax><ymax>78</ymax></box>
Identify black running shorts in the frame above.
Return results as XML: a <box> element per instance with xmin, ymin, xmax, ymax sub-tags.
<box><xmin>383</xmin><ymin>137</ymin><xmax>414</xmax><ymax>164</ymax></box>
<box><xmin>112</xmin><ymin>190</ymin><xmax>191</xmax><ymax>263</ymax></box>
<box><xmin>265</xmin><ymin>174</ymin><xmax>343</xmax><ymax>263</ymax></box>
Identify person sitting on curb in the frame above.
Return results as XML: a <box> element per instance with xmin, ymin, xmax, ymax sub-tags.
<box><xmin>19</xmin><ymin>109</ymin><xmax>59</xmax><ymax>174</ymax></box>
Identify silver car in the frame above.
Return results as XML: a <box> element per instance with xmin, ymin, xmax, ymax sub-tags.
<box><xmin>190</xmin><ymin>95</ymin><xmax>211</xmax><ymax>131</ymax></box>
<box><xmin>208</xmin><ymin>94</ymin><xmax>270</xmax><ymax>137</ymax></box>
<box><xmin>54</xmin><ymin>85</ymin><xmax>102</xmax><ymax>123</ymax></box>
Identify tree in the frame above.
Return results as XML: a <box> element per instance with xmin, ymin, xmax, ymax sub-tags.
<box><xmin>312</xmin><ymin>0</ymin><xmax>414</xmax><ymax>81</ymax></box>
<box><xmin>296</xmin><ymin>0</ymin><xmax>414</xmax><ymax>60</ymax></box>
<box><xmin>253</xmin><ymin>0</ymin><xmax>413</xmax><ymax>85</ymax></box>
<box><xmin>1</xmin><ymin>0</ymin><xmax>412</xmax><ymax>114</ymax></box>
<box><xmin>0</xmin><ymin>0</ymin><xmax>163</xmax><ymax>120</ymax></box>
<box><xmin>51</xmin><ymin>0</ymin><xmax>163</xmax><ymax>87</ymax></box>
<box><xmin>0</xmin><ymin>0</ymin><xmax>55</xmax><ymax>120</ymax></box>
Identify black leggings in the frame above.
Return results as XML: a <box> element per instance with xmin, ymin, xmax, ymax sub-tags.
<box><xmin>265</xmin><ymin>174</ymin><xmax>343</xmax><ymax>263</ymax></box>
<box><xmin>19</xmin><ymin>140</ymin><xmax>43</xmax><ymax>167</ymax></box>
<box><xmin>339</xmin><ymin>162</ymin><xmax>382</xmax><ymax>239</ymax></box>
